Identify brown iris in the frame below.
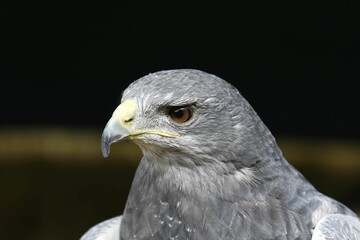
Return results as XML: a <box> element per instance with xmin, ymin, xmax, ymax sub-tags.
<box><xmin>169</xmin><ymin>106</ymin><xmax>193</xmax><ymax>123</ymax></box>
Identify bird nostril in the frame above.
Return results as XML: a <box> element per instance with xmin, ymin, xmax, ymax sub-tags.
<box><xmin>124</xmin><ymin>118</ymin><xmax>133</xmax><ymax>123</ymax></box>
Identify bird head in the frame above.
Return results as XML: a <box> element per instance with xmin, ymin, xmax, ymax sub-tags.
<box><xmin>102</xmin><ymin>69</ymin><xmax>267</xmax><ymax>169</ymax></box>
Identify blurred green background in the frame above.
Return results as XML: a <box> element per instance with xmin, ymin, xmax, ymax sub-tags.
<box><xmin>0</xmin><ymin>128</ymin><xmax>359</xmax><ymax>240</ymax></box>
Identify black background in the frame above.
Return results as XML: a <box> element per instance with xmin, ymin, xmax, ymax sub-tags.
<box><xmin>1</xmin><ymin>3</ymin><xmax>359</xmax><ymax>139</ymax></box>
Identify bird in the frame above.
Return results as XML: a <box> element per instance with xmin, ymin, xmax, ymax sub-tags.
<box><xmin>80</xmin><ymin>69</ymin><xmax>360</xmax><ymax>240</ymax></box>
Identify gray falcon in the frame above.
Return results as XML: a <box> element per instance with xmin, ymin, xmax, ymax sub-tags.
<box><xmin>80</xmin><ymin>69</ymin><xmax>360</xmax><ymax>240</ymax></box>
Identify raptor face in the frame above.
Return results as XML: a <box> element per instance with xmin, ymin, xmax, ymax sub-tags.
<box><xmin>102</xmin><ymin>69</ymin><xmax>257</xmax><ymax>169</ymax></box>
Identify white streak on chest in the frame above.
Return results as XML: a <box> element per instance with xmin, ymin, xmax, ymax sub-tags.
<box><xmin>234</xmin><ymin>167</ymin><xmax>254</xmax><ymax>183</ymax></box>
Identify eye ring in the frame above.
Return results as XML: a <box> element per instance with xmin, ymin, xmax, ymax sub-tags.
<box><xmin>168</xmin><ymin>106</ymin><xmax>193</xmax><ymax>124</ymax></box>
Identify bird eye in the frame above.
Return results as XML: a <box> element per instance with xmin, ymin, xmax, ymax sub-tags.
<box><xmin>168</xmin><ymin>106</ymin><xmax>193</xmax><ymax>123</ymax></box>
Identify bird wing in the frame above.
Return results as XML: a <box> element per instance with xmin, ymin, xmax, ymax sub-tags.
<box><xmin>80</xmin><ymin>216</ymin><xmax>122</xmax><ymax>240</ymax></box>
<box><xmin>312</xmin><ymin>214</ymin><xmax>360</xmax><ymax>240</ymax></box>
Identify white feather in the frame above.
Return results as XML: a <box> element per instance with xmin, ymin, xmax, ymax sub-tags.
<box><xmin>312</xmin><ymin>214</ymin><xmax>360</xmax><ymax>240</ymax></box>
<box><xmin>80</xmin><ymin>216</ymin><xmax>122</xmax><ymax>240</ymax></box>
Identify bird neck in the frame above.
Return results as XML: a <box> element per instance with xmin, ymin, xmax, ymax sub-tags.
<box><xmin>124</xmin><ymin>154</ymin><xmax>268</xmax><ymax>215</ymax></box>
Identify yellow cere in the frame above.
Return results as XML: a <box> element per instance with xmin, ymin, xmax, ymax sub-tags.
<box><xmin>112</xmin><ymin>99</ymin><xmax>137</xmax><ymax>128</ymax></box>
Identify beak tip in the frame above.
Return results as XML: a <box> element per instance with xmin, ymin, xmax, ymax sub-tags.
<box><xmin>102</xmin><ymin>148</ymin><xmax>110</xmax><ymax>158</ymax></box>
<box><xmin>101</xmin><ymin>134</ymin><xmax>111</xmax><ymax>158</ymax></box>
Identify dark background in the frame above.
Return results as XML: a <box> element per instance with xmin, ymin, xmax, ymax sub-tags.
<box><xmin>0</xmin><ymin>3</ymin><xmax>359</xmax><ymax>240</ymax></box>
<box><xmin>1</xmin><ymin>4</ymin><xmax>359</xmax><ymax>138</ymax></box>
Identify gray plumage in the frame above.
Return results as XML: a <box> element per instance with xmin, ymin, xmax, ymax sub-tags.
<box><xmin>80</xmin><ymin>69</ymin><xmax>359</xmax><ymax>240</ymax></box>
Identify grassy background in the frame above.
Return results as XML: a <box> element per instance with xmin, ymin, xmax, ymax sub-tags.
<box><xmin>0</xmin><ymin>128</ymin><xmax>359</xmax><ymax>240</ymax></box>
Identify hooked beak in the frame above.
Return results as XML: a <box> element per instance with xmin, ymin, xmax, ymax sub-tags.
<box><xmin>101</xmin><ymin>117</ymin><xmax>131</xmax><ymax>158</ymax></box>
<box><xmin>101</xmin><ymin>99</ymin><xmax>137</xmax><ymax>158</ymax></box>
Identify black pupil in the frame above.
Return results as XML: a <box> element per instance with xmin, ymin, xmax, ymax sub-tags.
<box><xmin>173</xmin><ymin>108</ymin><xmax>185</xmax><ymax>118</ymax></box>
